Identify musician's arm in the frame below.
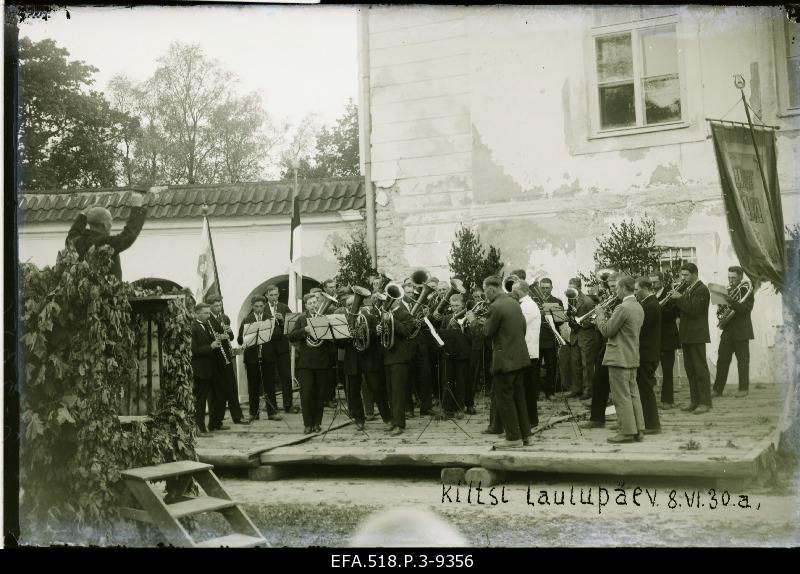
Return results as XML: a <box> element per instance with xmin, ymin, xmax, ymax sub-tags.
<box><xmin>287</xmin><ymin>315</ymin><xmax>307</xmax><ymax>343</ymax></box>
<box><xmin>237</xmin><ymin>320</ymin><xmax>246</xmax><ymax>346</ymax></box>
<box><xmin>676</xmin><ymin>287</ymin><xmax>709</xmax><ymax>317</ymax></box>
<box><xmin>482</xmin><ymin>305</ymin><xmax>499</xmax><ymax>339</ymax></box>
<box><xmin>730</xmin><ymin>292</ymin><xmax>754</xmax><ymax>314</ymax></box>
<box><xmin>597</xmin><ymin>306</ymin><xmax>625</xmax><ymax>339</ymax></box>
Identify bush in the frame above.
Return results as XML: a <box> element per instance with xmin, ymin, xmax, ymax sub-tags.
<box><xmin>19</xmin><ymin>245</ymin><xmax>196</xmax><ymax>544</ymax></box>
<box><xmin>333</xmin><ymin>226</ymin><xmax>376</xmax><ymax>289</ymax></box>
<box><xmin>448</xmin><ymin>225</ymin><xmax>504</xmax><ymax>292</ymax></box>
<box><xmin>580</xmin><ymin>216</ymin><xmax>663</xmax><ymax>287</ymax></box>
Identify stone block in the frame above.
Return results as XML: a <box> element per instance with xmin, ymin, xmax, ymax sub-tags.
<box><xmin>440</xmin><ymin>467</ymin><xmax>467</xmax><ymax>485</ymax></box>
<box><xmin>464</xmin><ymin>467</ymin><xmax>507</xmax><ymax>487</ymax></box>
<box><xmin>248</xmin><ymin>465</ymin><xmax>290</xmax><ymax>482</ymax></box>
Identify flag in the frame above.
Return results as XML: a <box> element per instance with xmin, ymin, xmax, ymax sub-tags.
<box><xmin>195</xmin><ymin>216</ymin><xmax>219</xmax><ymax>303</ymax></box>
<box><xmin>710</xmin><ymin>122</ymin><xmax>785</xmax><ymax>289</ymax></box>
<box><xmin>288</xmin><ymin>193</ymin><xmax>302</xmax><ymax>311</ymax></box>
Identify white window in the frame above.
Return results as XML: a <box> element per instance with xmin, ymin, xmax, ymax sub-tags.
<box><xmin>658</xmin><ymin>246</ymin><xmax>697</xmax><ymax>279</ymax></box>
<box><xmin>588</xmin><ymin>16</ymin><xmax>687</xmax><ymax>137</ymax></box>
<box><xmin>775</xmin><ymin>16</ymin><xmax>800</xmax><ymax>115</ymax></box>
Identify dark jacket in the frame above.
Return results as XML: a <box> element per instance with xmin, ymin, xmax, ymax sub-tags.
<box><xmin>638</xmin><ymin>294</ymin><xmax>662</xmax><ymax>363</ymax></box>
<box><xmin>191</xmin><ymin>320</ymin><xmax>217</xmax><ymax>380</ymax></box>
<box><xmin>288</xmin><ymin>312</ymin><xmax>335</xmax><ymax>370</ymax></box>
<box><xmin>655</xmin><ymin>287</ymin><xmax>680</xmax><ymax>351</ymax></box>
<box><xmin>66</xmin><ymin>207</ymin><xmax>147</xmax><ymax>280</ymax></box>
<box><xmin>439</xmin><ymin>312</ymin><xmax>471</xmax><ymax>361</ymax></box>
<box><xmin>237</xmin><ymin>310</ymin><xmax>273</xmax><ymax>365</ymax></box>
<box><xmin>675</xmin><ymin>280</ymin><xmax>711</xmax><ymax>345</ymax></box>
<box><xmin>539</xmin><ymin>295</ymin><xmax>564</xmax><ymax>349</ymax></box>
<box><xmin>483</xmin><ymin>293</ymin><xmax>530</xmax><ymax>375</ymax></box>
<box><xmin>383</xmin><ymin>302</ymin><xmax>416</xmax><ymax>365</ymax></box>
<box><xmin>570</xmin><ymin>292</ymin><xmax>597</xmax><ymax>344</ymax></box>
<box><xmin>264</xmin><ymin>301</ymin><xmax>292</xmax><ymax>355</ymax></box>
<box><xmin>720</xmin><ymin>282</ymin><xmax>755</xmax><ymax>341</ymax></box>
<box><xmin>344</xmin><ymin>307</ymin><xmax>384</xmax><ymax>375</ymax></box>
<box><xmin>209</xmin><ymin>312</ymin><xmax>235</xmax><ymax>367</ymax></box>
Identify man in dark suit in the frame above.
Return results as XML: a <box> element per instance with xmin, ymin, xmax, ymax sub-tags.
<box><xmin>537</xmin><ymin>278</ymin><xmax>564</xmax><ymax>397</ymax></box>
<box><xmin>288</xmin><ymin>293</ymin><xmax>336</xmax><ymax>434</ymax></box>
<box><xmin>402</xmin><ymin>279</ymin><xmax>436</xmax><ymax>417</ymax></box>
<box><xmin>265</xmin><ymin>284</ymin><xmax>295</xmax><ymax>414</ymax></box>
<box><xmin>66</xmin><ymin>191</ymin><xmax>147</xmax><ymax>281</ymax></box>
<box><xmin>378</xmin><ymin>287</ymin><xmax>417</xmax><ymax>436</ymax></box>
<box><xmin>569</xmin><ymin>278</ymin><xmax>600</xmax><ymax>400</ymax></box>
<box><xmin>207</xmin><ymin>295</ymin><xmax>248</xmax><ymax>427</ymax></box>
<box><xmin>634</xmin><ymin>277</ymin><xmax>662</xmax><ymax>433</ymax></box>
<box><xmin>191</xmin><ymin>303</ymin><xmax>220</xmax><ymax>437</ymax></box>
<box><xmin>595</xmin><ymin>276</ymin><xmax>645</xmax><ymax>443</ymax></box>
<box><xmin>651</xmin><ymin>272</ymin><xmax>680</xmax><ymax>409</ymax></box>
<box><xmin>237</xmin><ymin>295</ymin><xmax>276</xmax><ymax>421</ymax></box>
<box><xmin>344</xmin><ymin>295</ymin><xmax>392</xmax><ymax>429</ymax></box>
<box><xmin>466</xmin><ymin>275</ymin><xmax>531</xmax><ymax>449</ymax></box>
<box><xmin>713</xmin><ymin>266</ymin><xmax>755</xmax><ymax>398</ymax></box>
<box><xmin>437</xmin><ymin>293</ymin><xmax>472</xmax><ymax>419</ymax></box>
<box><xmin>669</xmin><ymin>262</ymin><xmax>712</xmax><ymax>414</ymax></box>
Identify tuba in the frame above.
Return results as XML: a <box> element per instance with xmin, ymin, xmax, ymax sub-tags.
<box><xmin>306</xmin><ymin>292</ymin><xmax>338</xmax><ymax>347</ymax></box>
<box><xmin>408</xmin><ymin>270</ymin><xmax>437</xmax><ymax>338</ymax></box>
<box><xmin>717</xmin><ymin>279</ymin><xmax>752</xmax><ymax>329</ymax></box>
<box><xmin>349</xmin><ymin>285</ymin><xmax>372</xmax><ymax>351</ymax></box>
<box><xmin>380</xmin><ymin>282</ymin><xmax>404</xmax><ymax>349</ymax></box>
<box><xmin>503</xmin><ymin>274</ymin><xmax>519</xmax><ymax>294</ymax></box>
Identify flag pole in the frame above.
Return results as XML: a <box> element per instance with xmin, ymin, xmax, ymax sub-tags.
<box><xmin>203</xmin><ymin>204</ymin><xmax>225</xmax><ymax>315</ymax></box>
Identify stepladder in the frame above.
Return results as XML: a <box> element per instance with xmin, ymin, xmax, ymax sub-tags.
<box><xmin>120</xmin><ymin>460</ymin><xmax>268</xmax><ymax>548</ymax></box>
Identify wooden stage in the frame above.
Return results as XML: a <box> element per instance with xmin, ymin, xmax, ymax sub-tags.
<box><xmin>196</xmin><ymin>383</ymin><xmax>784</xmax><ymax>485</ymax></box>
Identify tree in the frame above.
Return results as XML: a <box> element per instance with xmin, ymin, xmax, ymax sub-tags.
<box><xmin>585</xmin><ymin>216</ymin><xmax>664</xmax><ymax>282</ymax></box>
<box><xmin>18</xmin><ymin>38</ymin><xmax>134</xmax><ymax>190</ymax></box>
<box><xmin>333</xmin><ymin>227</ymin><xmax>376</xmax><ymax>289</ymax></box>
<box><xmin>280</xmin><ymin>101</ymin><xmax>359</xmax><ymax>180</ymax></box>
<box><xmin>448</xmin><ymin>225</ymin><xmax>505</xmax><ymax>292</ymax></box>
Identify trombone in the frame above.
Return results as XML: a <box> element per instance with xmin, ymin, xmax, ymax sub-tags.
<box><xmin>660</xmin><ymin>279</ymin><xmax>688</xmax><ymax>307</ymax></box>
<box><xmin>575</xmin><ymin>294</ymin><xmax>617</xmax><ymax>325</ymax></box>
<box><xmin>306</xmin><ymin>291</ymin><xmax>338</xmax><ymax>347</ymax></box>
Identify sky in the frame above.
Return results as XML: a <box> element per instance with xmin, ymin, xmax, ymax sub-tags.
<box><xmin>19</xmin><ymin>4</ymin><xmax>359</xmax><ymax>128</ymax></box>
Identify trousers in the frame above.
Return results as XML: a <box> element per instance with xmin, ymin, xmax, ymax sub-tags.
<box><xmin>608</xmin><ymin>366</ymin><xmax>645</xmax><ymax>436</ymax></box>
<box><xmin>713</xmin><ymin>338</ymin><xmax>750</xmax><ymax>393</ymax></box>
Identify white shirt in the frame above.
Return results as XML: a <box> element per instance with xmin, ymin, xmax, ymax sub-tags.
<box><xmin>518</xmin><ymin>295</ymin><xmax>542</xmax><ymax>359</ymax></box>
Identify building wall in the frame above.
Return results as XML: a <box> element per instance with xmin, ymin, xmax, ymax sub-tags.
<box><xmin>363</xmin><ymin>5</ymin><xmax>800</xmax><ymax>382</ymax></box>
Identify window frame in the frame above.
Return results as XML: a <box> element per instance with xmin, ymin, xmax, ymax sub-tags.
<box><xmin>773</xmin><ymin>15</ymin><xmax>800</xmax><ymax>117</ymax></box>
<box><xmin>587</xmin><ymin>15</ymin><xmax>689</xmax><ymax>139</ymax></box>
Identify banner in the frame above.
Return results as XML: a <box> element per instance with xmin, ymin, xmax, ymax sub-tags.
<box><xmin>288</xmin><ymin>192</ymin><xmax>303</xmax><ymax>312</ymax></box>
<box><xmin>710</xmin><ymin>122</ymin><xmax>785</xmax><ymax>289</ymax></box>
<box><xmin>195</xmin><ymin>216</ymin><xmax>219</xmax><ymax>303</ymax></box>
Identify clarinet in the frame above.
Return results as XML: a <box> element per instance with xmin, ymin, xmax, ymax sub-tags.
<box><xmin>208</xmin><ymin>318</ymin><xmax>231</xmax><ymax>365</ymax></box>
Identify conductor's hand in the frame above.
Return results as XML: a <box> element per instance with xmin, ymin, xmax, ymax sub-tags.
<box><xmin>210</xmin><ymin>340</ymin><xmax>221</xmax><ymax>349</ymax></box>
<box><xmin>130</xmin><ymin>192</ymin><xmax>145</xmax><ymax>208</ymax></box>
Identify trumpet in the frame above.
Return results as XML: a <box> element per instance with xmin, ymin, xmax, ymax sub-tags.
<box><xmin>380</xmin><ymin>281</ymin><xmax>404</xmax><ymax>349</ymax></box>
<box><xmin>575</xmin><ymin>294</ymin><xmax>617</xmax><ymax>325</ymax></box>
<box><xmin>717</xmin><ymin>279</ymin><xmax>753</xmax><ymax>329</ymax></box>
<box><xmin>306</xmin><ymin>291</ymin><xmax>338</xmax><ymax>347</ymax></box>
<box><xmin>660</xmin><ymin>279</ymin><xmax>688</xmax><ymax>307</ymax></box>
<box><xmin>457</xmin><ymin>299</ymin><xmax>489</xmax><ymax>328</ymax></box>
<box><xmin>349</xmin><ymin>285</ymin><xmax>372</xmax><ymax>351</ymax></box>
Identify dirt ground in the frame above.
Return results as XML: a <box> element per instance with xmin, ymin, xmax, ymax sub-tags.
<box><xmin>216</xmin><ymin>457</ymin><xmax>800</xmax><ymax>548</ymax></box>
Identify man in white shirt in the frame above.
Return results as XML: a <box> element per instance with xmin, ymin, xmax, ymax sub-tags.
<box><xmin>512</xmin><ymin>280</ymin><xmax>542</xmax><ymax>428</ymax></box>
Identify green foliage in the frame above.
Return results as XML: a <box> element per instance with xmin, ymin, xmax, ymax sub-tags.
<box><xmin>333</xmin><ymin>227</ymin><xmax>376</xmax><ymax>289</ymax></box>
<box><xmin>581</xmin><ymin>216</ymin><xmax>663</xmax><ymax>287</ymax></box>
<box><xmin>19</xmin><ymin>38</ymin><xmax>135</xmax><ymax>190</ymax></box>
<box><xmin>280</xmin><ymin>100</ymin><xmax>360</xmax><ymax>180</ymax></box>
<box><xmin>448</xmin><ymin>225</ymin><xmax>505</xmax><ymax>292</ymax></box>
<box><xmin>20</xmin><ymin>246</ymin><xmax>196</xmax><ymax>544</ymax></box>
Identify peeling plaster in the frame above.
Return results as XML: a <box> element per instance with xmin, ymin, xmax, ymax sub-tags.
<box><xmin>552</xmin><ymin>179</ymin><xmax>581</xmax><ymax>198</ymax></box>
<box><xmin>375</xmin><ymin>188</ymin><xmax>389</xmax><ymax>206</ymax></box>
<box><xmin>472</xmin><ymin>126</ymin><xmax>528</xmax><ymax>203</ymax></box>
<box><xmin>621</xmin><ymin>148</ymin><xmax>647</xmax><ymax>162</ymax></box>
<box><xmin>648</xmin><ymin>163</ymin><xmax>683</xmax><ymax>186</ymax></box>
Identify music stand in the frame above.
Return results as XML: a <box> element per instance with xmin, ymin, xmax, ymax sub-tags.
<box><xmin>416</xmin><ymin>322</ymin><xmax>472</xmax><ymax>440</ymax></box>
<box><xmin>536</xmin><ymin>317</ymin><xmax>582</xmax><ymax>439</ymax></box>
<box><xmin>242</xmin><ymin>318</ymin><xmax>293</xmax><ymax>430</ymax></box>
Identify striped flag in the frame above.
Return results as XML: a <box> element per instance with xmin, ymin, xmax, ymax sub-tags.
<box><xmin>195</xmin><ymin>216</ymin><xmax>219</xmax><ymax>303</ymax></box>
<box><xmin>288</xmin><ymin>193</ymin><xmax>302</xmax><ymax>312</ymax></box>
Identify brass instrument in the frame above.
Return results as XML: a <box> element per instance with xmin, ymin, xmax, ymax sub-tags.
<box><xmin>717</xmin><ymin>279</ymin><xmax>752</xmax><ymax>329</ymax></box>
<box><xmin>575</xmin><ymin>293</ymin><xmax>617</xmax><ymax>325</ymax></box>
<box><xmin>408</xmin><ymin>269</ymin><xmax>438</xmax><ymax>339</ymax></box>
<box><xmin>564</xmin><ymin>287</ymin><xmax>579</xmax><ymax>314</ymax></box>
<box><xmin>457</xmin><ymin>299</ymin><xmax>489</xmax><ymax>329</ymax></box>
<box><xmin>503</xmin><ymin>274</ymin><xmax>519</xmax><ymax>294</ymax></box>
<box><xmin>433</xmin><ymin>278</ymin><xmax>466</xmax><ymax>318</ymax></box>
<box><xmin>306</xmin><ymin>292</ymin><xmax>338</xmax><ymax>347</ymax></box>
<box><xmin>349</xmin><ymin>285</ymin><xmax>372</xmax><ymax>351</ymax></box>
<box><xmin>660</xmin><ymin>279</ymin><xmax>688</xmax><ymax>307</ymax></box>
<box><xmin>380</xmin><ymin>282</ymin><xmax>404</xmax><ymax>349</ymax></box>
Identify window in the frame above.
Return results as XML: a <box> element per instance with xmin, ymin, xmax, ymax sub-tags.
<box><xmin>658</xmin><ymin>246</ymin><xmax>697</xmax><ymax>280</ymax></box>
<box><xmin>589</xmin><ymin>17</ymin><xmax>685</xmax><ymax>135</ymax></box>
<box><xmin>775</xmin><ymin>16</ymin><xmax>800</xmax><ymax>114</ymax></box>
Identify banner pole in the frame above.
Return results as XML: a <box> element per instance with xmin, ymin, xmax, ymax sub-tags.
<box><xmin>739</xmin><ymin>88</ymin><xmax>772</xmax><ymax>218</ymax></box>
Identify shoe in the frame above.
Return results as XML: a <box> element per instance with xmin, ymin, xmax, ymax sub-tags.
<box><xmin>681</xmin><ymin>404</ymin><xmax>698</xmax><ymax>412</ymax></box>
<box><xmin>454</xmin><ymin>412</ymin><xmax>465</xmax><ymax>420</ymax></box>
<box><xmin>712</xmin><ymin>390</ymin><xmax>723</xmax><ymax>398</ymax></box>
<box><xmin>314</xmin><ymin>426</ymin><xmax>322</xmax><ymax>433</ymax></box>
<box><xmin>481</xmin><ymin>427</ymin><xmax>503</xmax><ymax>435</ymax></box>
<box><xmin>248</xmin><ymin>414</ymin><xmax>260</xmax><ymax>422</ymax></box>
<box><xmin>366</xmin><ymin>414</ymin><xmax>377</xmax><ymax>421</ymax></box>
<box><xmin>209</xmin><ymin>425</ymin><xmax>230</xmax><ymax>431</ymax></box>
<box><xmin>303</xmin><ymin>426</ymin><xmax>313</xmax><ymax>435</ymax></box>
<box><xmin>390</xmin><ymin>427</ymin><xmax>404</xmax><ymax>436</ymax></box>
<box><xmin>466</xmin><ymin>406</ymin><xmax>477</xmax><ymax>415</ymax></box>
<box><xmin>735</xmin><ymin>391</ymin><xmax>749</xmax><ymax>398</ymax></box>
<box><xmin>493</xmin><ymin>439</ymin><xmax>523</xmax><ymax>450</ymax></box>
<box><xmin>661</xmin><ymin>403</ymin><xmax>674</xmax><ymax>410</ymax></box>
<box><xmin>355</xmin><ymin>421</ymin><xmax>365</xmax><ymax>431</ymax></box>
<box><xmin>384</xmin><ymin>423</ymin><xmax>395</xmax><ymax>432</ymax></box>
<box><xmin>268</xmin><ymin>414</ymin><xmax>283</xmax><ymax>421</ymax></box>
<box><xmin>607</xmin><ymin>434</ymin><xmax>636</xmax><ymax>443</ymax></box>
<box><xmin>198</xmin><ymin>432</ymin><xmax>214</xmax><ymax>438</ymax></box>
<box><xmin>233</xmin><ymin>419</ymin><xmax>250</xmax><ymax>425</ymax></box>
<box><xmin>578</xmin><ymin>420</ymin><xmax>604</xmax><ymax>429</ymax></box>
<box><xmin>643</xmin><ymin>428</ymin><xmax>662</xmax><ymax>435</ymax></box>
<box><xmin>693</xmin><ymin>405</ymin><xmax>711</xmax><ymax>415</ymax></box>
<box><xmin>522</xmin><ymin>437</ymin><xmax>532</xmax><ymax>446</ymax></box>
<box><xmin>634</xmin><ymin>432</ymin><xmax>645</xmax><ymax>442</ymax></box>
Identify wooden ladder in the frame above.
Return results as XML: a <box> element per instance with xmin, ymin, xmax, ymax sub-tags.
<box><xmin>120</xmin><ymin>460</ymin><xmax>267</xmax><ymax>548</ymax></box>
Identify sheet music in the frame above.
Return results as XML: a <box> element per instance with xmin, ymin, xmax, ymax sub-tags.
<box><xmin>707</xmin><ymin>283</ymin><xmax>729</xmax><ymax>305</ymax></box>
<box><xmin>241</xmin><ymin>319</ymin><xmax>275</xmax><ymax>348</ymax></box>
<box><xmin>424</xmin><ymin>317</ymin><xmax>445</xmax><ymax>347</ymax></box>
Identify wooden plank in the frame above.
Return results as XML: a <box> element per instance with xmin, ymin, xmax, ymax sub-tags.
<box><xmin>260</xmin><ymin>445</ymin><xmax>484</xmax><ymax>467</ymax></box>
<box><xmin>123</xmin><ymin>479</ymin><xmax>195</xmax><ymax>547</ymax></box>
<box><xmin>369</xmin><ymin>7</ymin><xmax>462</xmax><ymax>34</ymax></box>
<box><xmin>122</xmin><ymin>461</ymin><xmax>212</xmax><ymax>482</ymax></box>
<box><xmin>195</xmin><ymin>534</ymin><xmax>267</xmax><ymax>549</ymax></box>
<box><xmin>119</xmin><ymin>506</ymin><xmax>153</xmax><ymax>525</ymax></box>
<box><xmin>370</xmin><ymin>18</ymin><xmax>467</xmax><ymax>50</ymax></box>
<box><xmin>372</xmin><ymin>94</ymin><xmax>470</xmax><ymax>127</ymax></box>
<box><xmin>166</xmin><ymin>496</ymin><xmax>237</xmax><ymax>518</ymax></box>
<box><xmin>372</xmin><ymin>134</ymin><xmax>472</xmax><ymax>164</ymax></box>
<box><xmin>370</xmin><ymin>36</ymin><xmax>468</xmax><ymax>68</ymax></box>
<box><xmin>193</xmin><ymin>470</ymin><xmax>264</xmax><ymax>539</ymax></box>
<box><xmin>372</xmin><ymin>54</ymin><xmax>468</xmax><ymax>89</ymax></box>
<box><xmin>196</xmin><ymin>449</ymin><xmax>260</xmax><ymax>468</ymax></box>
<box><xmin>371</xmin><ymin>114</ymin><xmax>470</xmax><ymax>145</ymax></box>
